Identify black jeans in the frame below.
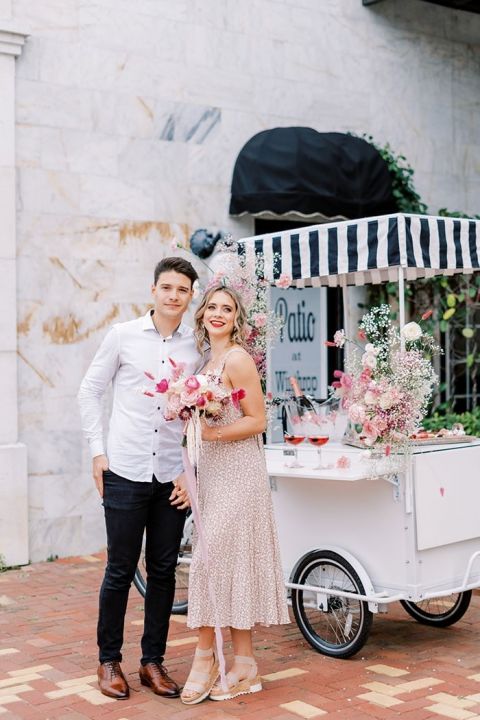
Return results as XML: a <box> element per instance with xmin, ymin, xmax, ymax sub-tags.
<box><xmin>98</xmin><ymin>470</ymin><xmax>186</xmax><ymax>665</ymax></box>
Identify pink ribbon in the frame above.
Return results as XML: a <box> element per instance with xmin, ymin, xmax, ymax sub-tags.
<box><xmin>182</xmin><ymin>445</ymin><xmax>228</xmax><ymax>691</ymax></box>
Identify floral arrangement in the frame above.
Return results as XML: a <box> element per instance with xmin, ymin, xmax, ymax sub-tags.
<box><xmin>144</xmin><ymin>357</ymin><xmax>246</xmax><ymax>462</ymax></box>
<box><xmin>144</xmin><ymin>358</ymin><xmax>245</xmax><ymax>423</ymax></box>
<box><xmin>171</xmin><ymin>235</ymin><xmax>288</xmax><ymax>389</ymax></box>
<box><xmin>326</xmin><ymin>305</ymin><xmax>439</xmax><ymax>452</ymax></box>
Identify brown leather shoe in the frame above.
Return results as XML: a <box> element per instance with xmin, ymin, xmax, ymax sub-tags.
<box><xmin>97</xmin><ymin>661</ymin><xmax>129</xmax><ymax>699</ymax></box>
<box><xmin>139</xmin><ymin>662</ymin><xmax>180</xmax><ymax>698</ymax></box>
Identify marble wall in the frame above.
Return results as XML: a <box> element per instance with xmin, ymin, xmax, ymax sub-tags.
<box><xmin>5</xmin><ymin>0</ymin><xmax>480</xmax><ymax>561</ymax></box>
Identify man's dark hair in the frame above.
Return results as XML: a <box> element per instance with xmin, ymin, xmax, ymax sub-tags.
<box><xmin>154</xmin><ymin>256</ymin><xmax>199</xmax><ymax>288</ymax></box>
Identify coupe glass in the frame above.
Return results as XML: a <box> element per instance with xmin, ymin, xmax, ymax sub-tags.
<box><xmin>282</xmin><ymin>399</ymin><xmax>306</xmax><ymax>468</ymax></box>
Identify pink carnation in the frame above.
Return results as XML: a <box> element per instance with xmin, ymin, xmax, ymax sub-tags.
<box><xmin>252</xmin><ymin>312</ymin><xmax>267</xmax><ymax>328</ymax></box>
<box><xmin>348</xmin><ymin>404</ymin><xmax>366</xmax><ymax>424</ymax></box>
<box><xmin>275</xmin><ymin>273</ymin><xmax>292</xmax><ymax>289</ymax></box>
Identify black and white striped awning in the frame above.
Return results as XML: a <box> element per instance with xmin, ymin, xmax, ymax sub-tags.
<box><xmin>237</xmin><ymin>213</ymin><xmax>480</xmax><ymax>287</ymax></box>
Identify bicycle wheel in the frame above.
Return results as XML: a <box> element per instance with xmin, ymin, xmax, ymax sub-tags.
<box><xmin>400</xmin><ymin>591</ymin><xmax>472</xmax><ymax>627</ymax></box>
<box><xmin>133</xmin><ymin>511</ymin><xmax>193</xmax><ymax>614</ymax></box>
<box><xmin>291</xmin><ymin>549</ymin><xmax>372</xmax><ymax>658</ymax></box>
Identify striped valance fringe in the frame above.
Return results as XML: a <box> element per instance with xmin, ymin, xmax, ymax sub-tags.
<box><xmin>237</xmin><ymin>213</ymin><xmax>480</xmax><ymax>288</ymax></box>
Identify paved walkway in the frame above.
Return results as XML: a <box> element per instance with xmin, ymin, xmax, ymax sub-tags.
<box><xmin>1</xmin><ymin>553</ymin><xmax>480</xmax><ymax>720</ymax></box>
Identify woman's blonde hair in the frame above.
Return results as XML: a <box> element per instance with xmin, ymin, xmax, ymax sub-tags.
<box><xmin>194</xmin><ymin>283</ymin><xmax>248</xmax><ymax>354</ymax></box>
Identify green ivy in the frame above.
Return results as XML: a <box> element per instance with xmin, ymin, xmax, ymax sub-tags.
<box><xmin>358</xmin><ymin>135</ymin><xmax>479</xmax><ymax>412</ymax></box>
<box><xmin>361</xmin><ymin>134</ymin><xmax>428</xmax><ymax>215</ymax></box>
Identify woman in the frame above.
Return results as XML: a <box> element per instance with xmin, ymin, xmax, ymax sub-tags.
<box><xmin>180</xmin><ymin>283</ymin><xmax>289</xmax><ymax>705</ymax></box>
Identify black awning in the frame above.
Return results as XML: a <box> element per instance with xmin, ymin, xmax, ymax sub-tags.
<box><xmin>229</xmin><ymin>128</ymin><xmax>397</xmax><ymax>220</ymax></box>
<box><xmin>419</xmin><ymin>0</ymin><xmax>480</xmax><ymax>13</ymax></box>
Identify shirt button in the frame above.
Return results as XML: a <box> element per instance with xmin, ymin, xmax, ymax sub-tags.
<box><xmin>155</xmin><ymin>429</ymin><xmax>158</xmax><ymax>433</ymax></box>
<box><xmin>157</xmin><ymin>407</ymin><xmax>160</xmax><ymax>410</ymax></box>
<box><xmin>163</xmin><ymin>339</ymin><xmax>166</xmax><ymax>343</ymax></box>
<box><xmin>162</xmin><ymin>360</ymin><xmax>165</xmax><ymax>363</ymax></box>
<box><xmin>153</xmin><ymin>452</ymin><xmax>156</xmax><ymax>456</ymax></box>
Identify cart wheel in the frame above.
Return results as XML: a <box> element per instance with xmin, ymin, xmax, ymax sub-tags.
<box><xmin>400</xmin><ymin>591</ymin><xmax>472</xmax><ymax>628</ymax></box>
<box><xmin>133</xmin><ymin>511</ymin><xmax>193</xmax><ymax>615</ymax></box>
<box><xmin>291</xmin><ymin>550</ymin><xmax>372</xmax><ymax>658</ymax></box>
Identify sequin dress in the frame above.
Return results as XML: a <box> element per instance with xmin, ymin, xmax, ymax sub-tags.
<box><xmin>187</xmin><ymin>349</ymin><xmax>290</xmax><ymax>630</ymax></box>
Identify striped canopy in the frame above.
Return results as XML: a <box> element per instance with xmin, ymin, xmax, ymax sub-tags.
<box><xmin>237</xmin><ymin>213</ymin><xmax>480</xmax><ymax>287</ymax></box>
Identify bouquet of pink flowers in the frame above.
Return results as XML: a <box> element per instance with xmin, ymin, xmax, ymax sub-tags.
<box><xmin>144</xmin><ymin>358</ymin><xmax>246</xmax><ymax>424</ymax></box>
<box><xmin>144</xmin><ymin>358</ymin><xmax>246</xmax><ymax>463</ymax></box>
<box><xmin>326</xmin><ymin>305</ymin><xmax>439</xmax><ymax>452</ymax></box>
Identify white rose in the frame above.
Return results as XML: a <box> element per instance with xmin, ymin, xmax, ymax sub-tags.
<box><xmin>364</xmin><ymin>390</ymin><xmax>377</xmax><ymax>406</ymax></box>
<box><xmin>365</xmin><ymin>343</ymin><xmax>379</xmax><ymax>356</ymax></box>
<box><xmin>379</xmin><ymin>392</ymin><xmax>394</xmax><ymax>410</ymax></box>
<box><xmin>402</xmin><ymin>322</ymin><xmax>422</xmax><ymax>341</ymax></box>
<box><xmin>362</xmin><ymin>353</ymin><xmax>377</xmax><ymax>370</ymax></box>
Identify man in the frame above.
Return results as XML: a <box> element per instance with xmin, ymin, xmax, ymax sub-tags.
<box><xmin>78</xmin><ymin>257</ymin><xmax>200</xmax><ymax>700</ymax></box>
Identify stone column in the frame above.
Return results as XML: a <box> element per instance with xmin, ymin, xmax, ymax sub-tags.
<box><xmin>0</xmin><ymin>20</ymin><xmax>29</xmax><ymax>566</ymax></box>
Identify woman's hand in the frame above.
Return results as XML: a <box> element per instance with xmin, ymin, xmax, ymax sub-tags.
<box><xmin>169</xmin><ymin>472</ymin><xmax>190</xmax><ymax>510</ymax></box>
<box><xmin>201</xmin><ymin>419</ymin><xmax>216</xmax><ymax>442</ymax></box>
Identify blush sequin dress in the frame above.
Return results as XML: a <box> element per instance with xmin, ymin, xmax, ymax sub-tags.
<box><xmin>187</xmin><ymin>349</ymin><xmax>290</xmax><ymax>630</ymax></box>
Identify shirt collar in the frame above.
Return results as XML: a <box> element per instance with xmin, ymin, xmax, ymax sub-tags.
<box><xmin>142</xmin><ymin>310</ymin><xmax>189</xmax><ymax>338</ymax></box>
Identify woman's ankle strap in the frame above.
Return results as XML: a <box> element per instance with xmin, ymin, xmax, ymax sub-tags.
<box><xmin>195</xmin><ymin>647</ymin><xmax>214</xmax><ymax>658</ymax></box>
<box><xmin>234</xmin><ymin>655</ymin><xmax>256</xmax><ymax>665</ymax></box>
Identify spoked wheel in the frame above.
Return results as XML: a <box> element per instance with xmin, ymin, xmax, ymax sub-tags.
<box><xmin>291</xmin><ymin>550</ymin><xmax>372</xmax><ymax>658</ymax></box>
<box><xmin>400</xmin><ymin>591</ymin><xmax>472</xmax><ymax>627</ymax></box>
<box><xmin>133</xmin><ymin>511</ymin><xmax>193</xmax><ymax>614</ymax></box>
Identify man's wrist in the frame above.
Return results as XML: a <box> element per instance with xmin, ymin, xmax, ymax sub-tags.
<box><xmin>90</xmin><ymin>440</ymin><xmax>105</xmax><ymax>458</ymax></box>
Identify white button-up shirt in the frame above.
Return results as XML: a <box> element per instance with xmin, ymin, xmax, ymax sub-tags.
<box><xmin>78</xmin><ymin>311</ymin><xmax>201</xmax><ymax>483</ymax></box>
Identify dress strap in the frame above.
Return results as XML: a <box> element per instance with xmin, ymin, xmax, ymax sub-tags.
<box><xmin>218</xmin><ymin>347</ymin><xmax>248</xmax><ymax>373</ymax></box>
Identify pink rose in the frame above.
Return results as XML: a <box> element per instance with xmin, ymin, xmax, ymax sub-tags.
<box><xmin>363</xmin><ymin>420</ymin><xmax>379</xmax><ymax>442</ymax></box>
<box><xmin>184</xmin><ymin>375</ymin><xmax>200</xmax><ymax>392</ymax></box>
<box><xmin>181</xmin><ymin>389</ymin><xmax>200</xmax><ymax>406</ymax></box>
<box><xmin>252</xmin><ymin>312</ymin><xmax>267</xmax><ymax>328</ymax></box>
<box><xmin>349</xmin><ymin>404</ymin><xmax>366</xmax><ymax>424</ymax></box>
<box><xmin>275</xmin><ymin>273</ymin><xmax>292</xmax><ymax>289</ymax></box>
<box><xmin>156</xmin><ymin>378</ymin><xmax>169</xmax><ymax>393</ymax></box>
<box><xmin>196</xmin><ymin>395</ymin><xmax>206</xmax><ymax>407</ymax></box>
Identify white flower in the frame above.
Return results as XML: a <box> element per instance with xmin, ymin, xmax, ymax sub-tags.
<box><xmin>362</xmin><ymin>353</ymin><xmax>377</xmax><ymax>370</ymax></box>
<box><xmin>379</xmin><ymin>392</ymin><xmax>395</xmax><ymax>410</ymax></box>
<box><xmin>365</xmin><ymin>343</ymin><xmax>379</xmax><ymax>356</ymax></box>
<box><xmin>192</xmin><ymin>279</ymin><xmax>201</xmax><ymax>299</ymax></box>
<box><xmin>194</xmin><ymin>373</ymin><xmax>209</xmax><ymax>389</ymax></box>
<box><xmin>334</xmin><ymin>329</ymin><xmax>346</xmax><ymax>348</ymax></box>
<box><xmin>364</xmin><ymin>390</ymin><xmax>377</xmax><ymax>406</ymax></box>
<box><xmin>402</xmin><ymin>322</ymin><xmax>422</xmax><ymax>341</ymax></box>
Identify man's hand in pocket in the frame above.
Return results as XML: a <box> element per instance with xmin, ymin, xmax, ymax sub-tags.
<box><xmin>93</xmin><ymin>454</ymin><xmax>109</xmax><ymax>497</ymax></box>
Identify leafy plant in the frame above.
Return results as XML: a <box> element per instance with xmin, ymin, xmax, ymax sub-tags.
<box><xmin>357</xmin><ymin>135</ymin><xmax>480</xmax><ymax>411</ymax></box>
<box><xmin>422</xmin><ymin>407</ymin><xmax>480</xmax><ymax>437</ymax></box>
<box><xmin>362</xmin><ymin>134</ymin><xmax>428</xmax><ymax>215</ymax></box>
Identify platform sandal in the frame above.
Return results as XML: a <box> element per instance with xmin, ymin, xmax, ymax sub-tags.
<box><xmin>209</xmin><ymin>655</ymin><xmax>262</xmax><ymax>701</ymax></box>
<box><xmin>180</xmin><ymin>647</ymin><xmax>219</xmax><ymax>705</ymax></box>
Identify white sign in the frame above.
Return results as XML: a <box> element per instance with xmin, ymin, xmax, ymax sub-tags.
<box><xmin>268</xmin><ymin>286</ymin><xmax>328</xmax><ymax>442</ymax></box>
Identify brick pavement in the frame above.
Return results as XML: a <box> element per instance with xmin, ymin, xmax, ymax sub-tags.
<box><xmin>1</xmin><ymin>554</ymin><xmax>480</xmax><ymax>719</ymax></box>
